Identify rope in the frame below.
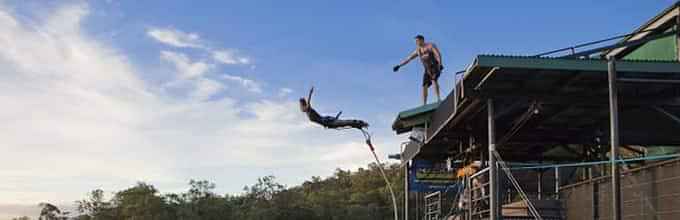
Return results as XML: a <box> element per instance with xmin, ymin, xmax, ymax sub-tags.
<box><xmin>360</xmin><ymin>128</ymin><xmax>399</xmax><ymax>220</ymax></box>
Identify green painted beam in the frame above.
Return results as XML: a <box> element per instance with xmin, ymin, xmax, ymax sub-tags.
<box><xmin>474</xmin><ymin>55</ymin><xmax>680</xmax><ymax>74</ymax></box>
<box><xmin>392</xmin><ymin>102</ymin><xmax>440</xmax><ymax>134</ymax></box>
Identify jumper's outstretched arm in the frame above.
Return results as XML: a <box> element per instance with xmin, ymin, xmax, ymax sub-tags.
<box><xmin>307</xmin><ymin>87</ymin><xmax>314</xmax><ymax>107</ymax></box>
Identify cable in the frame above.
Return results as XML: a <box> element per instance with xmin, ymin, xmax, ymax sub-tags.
<box><xmin>360</xmin><ymin>128</ymin><xmax>399</xmax><ymax>220</ymax></box>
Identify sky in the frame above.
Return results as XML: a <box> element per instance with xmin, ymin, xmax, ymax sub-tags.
<box><xmin>0</xmin><ymin>0</ymin><xmax>676</xmax><ymax>218</ymax></box>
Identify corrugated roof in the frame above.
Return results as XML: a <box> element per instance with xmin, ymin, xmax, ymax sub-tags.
<box><xmin>415</xmin><ymin>53</ymin><xmax>680</xmax><ymax>160</ymax></box>
<box><xmin>392</xmin><ymin>102</ymin><xmax>440</xmax><ymax>134</ymax></box>
<box><xmin>472</xmin><ymin>54</ymin><xmax>680</xmax><ymax>73</ymax></box>
<box><xmin>396</xmin><ymin>102</ymin><xmax>440</xmax><ymax>119</ymax></box>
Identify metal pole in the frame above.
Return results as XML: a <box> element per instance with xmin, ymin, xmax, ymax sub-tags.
<box><xmin>488</xmin><ymin>99</ymin><xmax>499</xmax><ymax>220</ymax></box>
<box><xmin>677</xmin><ymin>7</ymin><xmax>680</xmax><ymax>62</ymax></box>
<box><xmin>554</xmin><ymin>167</ymin><xmax>560</xmax><ymax>200</ymax></box>
<box><xmin>466</xmin><ymin>176</ymin><xmax>472</xmax><ymax>220</ymax></box>
<box><xmin>405</xmin><ymin>162</ymin><xmax>409</xmax><ymax>220</ymax></box>
<box><xmin>538</xmin><ymin>170</ymin><xmax>543</xmax><ymax>200</ymax></box>
<box><xmin>607</xmin><ymin>57</ymin><xmax>622</xmax><ymax>220</ymax></box>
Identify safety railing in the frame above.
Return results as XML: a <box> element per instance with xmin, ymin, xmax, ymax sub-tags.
<box><xmin>449</xmin><ymin>167</ymin><xmax>491</xmax><ymax>220</ymax></box>
<box><xmin>424</xmin><ymin>191</ymin><xmax>442</xmax><ymax>220</ymax></box>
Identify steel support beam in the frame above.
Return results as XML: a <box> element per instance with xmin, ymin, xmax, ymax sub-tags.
<box><xmin>554</xmin><ymin>167</ymin><xmax>560</xmax><ymax>200</ymax></box>
<box><xmin>677</xmin><ymin>8</ymin><xmax>680</xmax><ymax>62</ymax></box>
<box><xmin>405</xmin><ymin>162</ymin><xmax>409</xmax><ymax>220</ymax></box>
<box><xmin>618</xmin><ymin>78</ymin><xmax>680</xmax><ymax>84</ymax></box>
<box><xmin>488</xmin><ymin>99</ymin><xmax>499</xmax><ymax>220</ymax></box>
<box><xmin>538</xmin><ymin>169</ymin><xmax>544</xmax><ymax>200</ymax></box>
<box><xmin>607</xmin><ymin>57</ymin><xmax>622</xmax><ymax>220</ymax></box>
<box><xmin>654</xmin><ymin>106</ymin><xmax>680</xmax><ymax>126</ymax></box>
<box><xmin>474</xmin><ymin>67</ymin><xmax>500</xmax><ymax>91</ymax></box>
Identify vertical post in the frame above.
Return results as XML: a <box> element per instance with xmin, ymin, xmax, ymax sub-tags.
<box><xmin>487</xmin><ymin>99</ymin><xmax>499</xmax><ymax>220</ymax></box>
<box><xmin>554</xmin><ymin>167</ymin><xmax>560</xmax><ymax>200</ymax></box>
<box><xmin>676</xmin><ymin>7</ymin><xmax>680</xmax><ymax>62</ymax></box>
<box><xmin>538</xmin><ymin>170</ymin><xmax>544</xmax><ymax>200</ymax></box>
<box><xmin>607</xmin><ymin>57</ymin><xmax>622</xmax><ymax>220</ymax></box>
<box><xmin>467</xmin><ymin>176</ymin><xmax>472</xmax><ymax>220</ymax></box>
<box><xmin>405</xmin><ymin>162</ymin><xmax>409</xmax><ymax>220</ymax></box>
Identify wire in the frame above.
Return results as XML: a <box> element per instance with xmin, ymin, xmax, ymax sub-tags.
<box><xmin>360</xmin><ymin>128</ymin><xmax>399</xmax><ymax>220</ymax></box>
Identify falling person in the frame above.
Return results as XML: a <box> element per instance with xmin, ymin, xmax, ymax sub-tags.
<box><xmin>299</xmin><ymin>87</ymin><xmax>369</xmax><ymax>129</ymax></box>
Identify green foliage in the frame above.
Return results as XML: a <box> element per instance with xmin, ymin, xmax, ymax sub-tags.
<box><xmin>38</xmin><ymin>202</ymin><xmax>69</xmax><ymax>220</ymax></box>
<box><xmin>43</xmin><ymin>162</ymin><xmax>403</xmax><ymax>219</ymax></box>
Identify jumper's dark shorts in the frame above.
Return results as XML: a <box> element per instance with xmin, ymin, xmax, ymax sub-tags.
<box><xmin>422</xmin><ymin>61</ymin><xmax>441</xmax><ymax>87</ymax></box>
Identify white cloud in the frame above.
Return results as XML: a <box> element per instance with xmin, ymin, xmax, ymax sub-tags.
<box><xmin>0</xmin><ymin>2</ymin><xmax>395</xmax><ymax>209</ymax></box>
<box><xmin>278</xmin><ymin>88</ymin><xmax>293</xmax><ymax>97</ymax></box>
<box><xmin>212</xmin><ymin>49</ymin><xmax>250</xmax><ymax>65</ymax></box>
<box><xmin>223</xmin><ymin>74</ymin><xmax>262</xmax><ymax>93</ymax></box>
<box><xmin>190</xmin><ymin>78</ymin><xmax>224</xmax><ymax>100</ymax></box>
<box><xmin>147</xmin><ymin>28</ymin><xmax>252</xmax><ymax>66</ymax></box>
<box><xmin>160</xmin><ymin>50</ymin><xmax>212</xmax><ymax>79</ymax></box>
<box><xmin>147</xmin><ymin>27</ymin><xmax>202</xmax><ymax>48</ymax></box>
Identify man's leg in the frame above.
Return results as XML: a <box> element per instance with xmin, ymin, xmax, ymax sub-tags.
<box><xmin>328</xmin><ymin>119</ymin><xmax>368</xmax><ymax>128</ymax></box>
<box><xmin>422</xmin><ymin>72</ymin><xmax>431</xmax><ymax>105</ymax></box>
<box><xmin>422</xmin><ymin>85</ymin><xmax>428</xmax><ymax>105</ymax></box>
<box><xmin>433</xmin><ymin>80</ymin><xmax>441</xmax><ymax>102</ymax></box>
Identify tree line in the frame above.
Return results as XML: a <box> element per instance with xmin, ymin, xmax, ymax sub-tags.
<box><xmin>16</xmin><ymin>163</ymin><xmax>404</xmax><ymax>220</ymax></box>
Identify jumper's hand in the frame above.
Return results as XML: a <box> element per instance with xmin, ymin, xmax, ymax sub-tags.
<box><xmin>393</xmin><ymin>65</ymin><xmax>401</xmax><ymax>72</ymax></box>
<box><xmin>440</xmin><ymin>65</ymin><xmax>444</xmax><ymax>71</ymax></box>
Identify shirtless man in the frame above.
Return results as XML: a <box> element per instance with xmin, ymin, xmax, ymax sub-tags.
<box><xmin>393</xmin><ymin>34</ymin><xmax>444</xmax><ymax>105</ymax></box>
<box><xmin>299</xmin><ymin>87</ymin><xmax>369</xmax><ymax>129</ymax></box>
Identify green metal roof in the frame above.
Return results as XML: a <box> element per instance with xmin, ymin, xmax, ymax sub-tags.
<box><xmin>624</xmin><ymin>26</ymin><xmax>678</xmax><ymax>61</ymax></box>
<box><xmin>415</xmin><ymin>54</ymin><xmax>680</xmax><ymax>161</ymax></box>
<box><xmin>392</xmin><ymin>102</ymin><xmax>440</xmax><ymax>134</ymax></box>
<box><xmin>397</xmin><ymin>102</ymin><xmax>440</xmax><ymax>119</ymax></box>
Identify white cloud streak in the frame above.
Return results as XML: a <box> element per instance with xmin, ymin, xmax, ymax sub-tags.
<box><xmin>147</xmin><ymin>27</ymin><xmax>202</xmax><ymax>48</ymax></box>
<box><xmin>222</xmin><ymin>74</ymin><xmax>262</xmax><ymax>93</ymax></box>
<box><xmin>160</xmin><ymin>50</ymin><xmax>212</xmax><ymax>79</ymax></box>
<box><xmin>212</xmin><ymin>49</ymin><xmax>250</xmax><ymax>65</ymax></box>
<box><xmin>147</xmin><ymin>28</ymin><xmax>251</xmax><ymax>65</ymax></box>
<box><xmin>278</xmin><ymin>88</ymin><xmax>293</xmax><ymax>97</ymax></box>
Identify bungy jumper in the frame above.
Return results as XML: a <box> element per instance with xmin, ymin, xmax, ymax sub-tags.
<box><xmin>299</xmin><ymin>87</ymin><xmax>399</xmax><ymax>220</ymax></box>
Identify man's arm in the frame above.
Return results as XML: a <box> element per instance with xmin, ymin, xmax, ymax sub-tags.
<box><xmin>399</xmin><ymin>50</ymin><xmax>418</xmax><ymax>67</ymax></box>
<box><xmin>307</xmin><ymin>87</ymin><xmax>314</xmax><ymax>107</ymax></box>
<box><xmin>394</xmin><ymin>49</ymin><xmax>418</xmax><ymax>72</ymax></box>
<box><xmin>432</xmin><ymin>44</ymin><xmax>443</xmax><ymax>68</ymax></box>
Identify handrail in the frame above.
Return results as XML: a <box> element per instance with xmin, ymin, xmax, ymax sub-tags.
<box><xmin>533</xmin><ymin>26</ymin><xmax>669</xmax><ymax>57</ymax></box>
<box><xmin>471</xmin><ymin>167</ymin><xmax>490</xmax><ymax>179</ymax></box>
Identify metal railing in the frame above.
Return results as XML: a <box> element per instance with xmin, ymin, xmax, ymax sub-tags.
<box><xmin>424</xmin><ymin>191</ymin><xmax>442</xmax><ymax>220</ymax></box>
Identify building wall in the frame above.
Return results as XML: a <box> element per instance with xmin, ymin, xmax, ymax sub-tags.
<box><xmin>560</xmin><ymin>159</ymin><xmax>680</xmax><ymax>220</ymax></box>
<box><xmin>623</xmin><ymin>26</ymin><xmax>678</xmax><ymax>61</ymax></box>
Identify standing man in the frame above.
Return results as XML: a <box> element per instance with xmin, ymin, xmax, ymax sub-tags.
<box><xmin>393</xmin><ymin>34</ymin><xmax>444</xmax><ymax>105</ymax></box>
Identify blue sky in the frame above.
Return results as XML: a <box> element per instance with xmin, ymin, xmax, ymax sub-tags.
<box><xmin>0</xmin><ymin>0</ymin><xmax>676</xmax><ymax>217</ymax></box>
